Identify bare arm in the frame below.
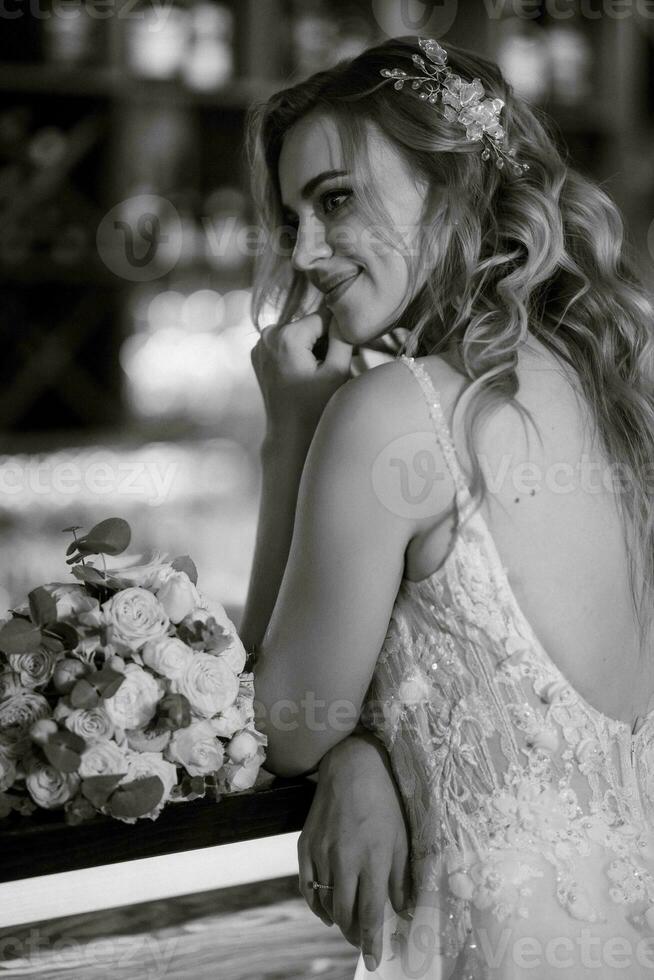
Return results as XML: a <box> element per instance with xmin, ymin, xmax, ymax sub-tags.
<box><xmin>298</xmin><ymin>723</ymin><xmax>412</xmax><ymax>971</ymax></box>
<box><xmin>239</xmin><ymin>428</ymin><xmax>314</xmax><ymax>654</ymax></box>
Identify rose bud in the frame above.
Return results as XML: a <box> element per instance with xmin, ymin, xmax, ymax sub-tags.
<box><xmin>225</xmin><ymin>730</ymin><xmax>259</xmax><ymax>764</ymax></box>
<box><xmin>156</xmin><ymin>572</ymin><xmax>199</xmax><ymax>625</ymax></box>
<box><xmin>53</xmin><ymin>658</ymin><xmax>88</xmax><ymax>694</ymax></box>
<box><xmin>30</xmin><ymin>718</ymin><xmax>59</xmax><ymax>745</ymax></box>
<box><xmin>157</xmin><ymin>693</ymin><xmax>192</xmax><ymax>730</ymax></box>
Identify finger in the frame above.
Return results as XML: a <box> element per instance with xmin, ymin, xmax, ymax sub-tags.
<box><xmin>288</xmin><ymin>311</ymin><xmax>328</xmax><ymax>352</ymax></box>
<box><xmin>357</xmin><ymin>870</ymin><xmax>389</xmax><ymax>971</ymax></box>
<box><xmin>297</xmin><ymin>836</ymin><xmax>334</xmax><ymax>928</ymax></box>
<box><xmin>322</xmin><ymin>315</ymin><xmax>353</xmax><ymax>374</ymax></box>
<box><xmin>327</xmin><ymin>862</ymin><xmax>358</xmax><ymax>943</ymax></box>
<box><xmin>312</xmin><ymin>871</ymin><xmax>337</xmax><ymax>928</ymax></box>
<box><xmin>388</xmin><ymin>844</ymin><xmax>412</xmax><ymax>915</ymax></box>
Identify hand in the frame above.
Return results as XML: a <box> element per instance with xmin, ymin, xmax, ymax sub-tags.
<box><xmin>250</xmin><ymin>303</ymin><xmax>354</xmax><ymax>439</ymax></box>
<box><xmin>297</xmin><ymin>730</ymin><xmax>412</xmax><ymax>972</ymax></box>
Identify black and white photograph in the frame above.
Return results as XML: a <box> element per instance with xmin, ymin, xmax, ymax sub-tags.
<box><xmin>1</xmin><ymin>1</ymin><xmax>654</xmax><ymax>977</ymax></box>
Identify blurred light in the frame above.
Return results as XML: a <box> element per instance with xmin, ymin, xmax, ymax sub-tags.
<box><xmin>223</xmin><ymin>289</ymin><xmax>253</xmax><ymax>327</ymax></box>
<box><xmin>0</xmin><ymin>439</ymin><xmax>253</xmax><ymax>516</ymax></box>
<box><xmin>496</xmin><ymin>18</ymin><xmax>551</xmax><ymax>104</ymax></box>
<box><xmin>147</xmin><ymin>289</ymin><xmax>187</xmax><ymax>331</ymax></box>
<box><xmin>181</xmin><ymin>289</ymin><xmax>226</xmax><ymax>331</ymax></box>
<box><xmin>121</xmin><ymin>327</ymin><xmax>234</xmax><ymax>420</ymax></box>
<box><xmin>129</xmin><ymin>286</ymin><xmax>160</xmax><ymax>328</ymax></box>
<box><xmin>258</xmin><ymin>297</ymin><xmax>282</xmax><ymax>330</ymax></box>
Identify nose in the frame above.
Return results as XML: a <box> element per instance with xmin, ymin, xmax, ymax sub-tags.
<box><xmin>290</xmin><ymin>213</ymin><xmax>333</xmax><ymax>272</ymax></box>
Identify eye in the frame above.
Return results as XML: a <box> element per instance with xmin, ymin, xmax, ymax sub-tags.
<box><xmin>281</xmin><ymin>189</ymin><xmax>352</xmax><ymax>234</ymax></box>
<box><xmin>320</xmin><ymin>188</ymin><xmax>352</xmax><ymax>216</ymax></box>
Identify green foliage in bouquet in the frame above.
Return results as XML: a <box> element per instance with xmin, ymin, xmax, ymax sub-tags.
<box><xmin>0</xmin><ymin>518</ymin><xmax>270</xmax><ymax>823</ymax></box>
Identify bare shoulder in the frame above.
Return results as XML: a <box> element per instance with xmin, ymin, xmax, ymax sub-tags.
<box><xmin>331</xmin><ymin>353</ymin><xmax>466</xmax><ymax>437</ymax></box>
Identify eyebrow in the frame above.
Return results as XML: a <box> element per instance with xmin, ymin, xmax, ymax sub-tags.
<box><xmin>281</xmin><ymin>169</ymin><xmax>349</xmax><ymax>216</ymax></box>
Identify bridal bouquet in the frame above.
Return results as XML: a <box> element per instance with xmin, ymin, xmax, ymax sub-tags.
<box><xmin>0</xmin><ymin>518</ymin><xmax>269</xmax><ymax>824</ymax></box>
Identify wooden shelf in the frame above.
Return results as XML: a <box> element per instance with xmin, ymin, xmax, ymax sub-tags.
<box><xmin>0</xmin><ymin>63</ymin><xmax>282</xmax><ymax>107</ymax></box>
<box><xmin>0</xmin><ymin>776</ymin><xmax>315</xmax><ymax>884</ymax></box>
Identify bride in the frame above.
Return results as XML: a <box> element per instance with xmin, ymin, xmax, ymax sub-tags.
<box><xmin>238</xmin><ymin>36</ymin><xmax>654</xmax><ymax>979</ymax></box>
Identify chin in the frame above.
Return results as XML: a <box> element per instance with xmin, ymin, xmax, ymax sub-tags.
<box><xmin>333</xmin><ymin>314</ymin><xmax>389</xmax><ymax>348</ymax></box>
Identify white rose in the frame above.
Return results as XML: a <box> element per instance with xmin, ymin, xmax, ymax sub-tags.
<box><xmin>30</xmin><ymin>718</ymin><xmax>58</xmax><ymax>745</ymax></box>
<box><xmin>8</xmin><ymin>648</ymin><xmax>58</xmax><ymax>689</ymax></box>
<box><xmin>165</xmin><ymin>720</ymin><xmax>225</xmax><ymax>776</ymax></box>
<box><xmin>117</xmin><ymin>751</ymin><xmax>178</xmax><ymax>821</ymax></box>
<box><xmin>0</xmin><ymin>690</ymin><xmax>50</xmax><ymax>757</ymax></box>
<box><xmin>223</xmin><ymin>751</ymin><xmax>265</xmax><ymax>792</ymax></box>
<box><xmin>53</xmin><ymin>658</ymin><xmax>88</xmax><ymax>694</ymax></box>
<box><xmin>211</xmin><ymin>700</ymin><xmax>250</xmax><ymax>738</ymax></box>
<box><xmin>104</xmin><ymin>553</ymin><xmax>175</xmax><ymax>591</ymax></box>
<box><xmin>177</xmin><ymin>607</ymin><xmax>244</xmax><ymax>670</ymax></box>
<box><xmin>126</xmin><ymin>727</ymin><xmax>171</xmax><ymax>753</ymax></box>
<box><xmin>225</xmin><ymin>730</ymin><xmax>260</xmax><ymax>764</ymax></box>
<box><xmin>104</xmin><ymin>663</ymin><xmax>164</xmax><ymax>730</ymax></box>
<box><xmin>43</xmin><ymin>583</ymin><xmax>99</xmax><ymax>621</ymax></box>
<box><xmin>217</xmin><ymin>646</ymin><xmax>246</xmax><ymax>675</ymax></box>
<box><xmin>172</xmin><ymin>654</ymin><xmax>239</xmax><ymax>719</ymax></box>
<box><xmin>25</xmin><ymin>757</ymin><xmax>79</xmax><ymax>809</ymax></box>
<box><xmin>53</xmin><ymin>698</ymin><xmax>73</xmax><ymax>723</ymax></box>
<box><xmin>0</xmin><ymin>671</ymin><xmax>24</xmax><ymax>701</ymax></box>
<box><xmin>0</xmin><ymin>749</ymin><xmax>16</xmax><ymax>792</ymax></box>
<box><xmin>194</xmin><ymin>599</ymin><xmax>235</xmax><ymax>633</ymax></box>
<box><xmin>156</xmin><ymin>573</ymin><xmax>200</xmax><ymax>625</ymax></box>
<box><xmin>102</xmin><ymin>588</ymin><xmax>169</xmax><ymax>651</ymax></box>
<box><xmin>142</xmin><ymin>636</ymin><xmax>193</xmax><ymax>680</ymax></box>
<box><xmin>79</xmin><ymin>739</ymin><xmax>128</xmax><ymax>778</ymax></box>
<box><xmin>64</xmin><ymin>707</ymin><xmax>114</xmax><ymax>743</ymax></box>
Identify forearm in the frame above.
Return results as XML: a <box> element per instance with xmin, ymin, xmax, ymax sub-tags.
<box><xmin>239</xmin><ymin>430</ymin><xmax>314</xmax><ymax>652</ymax></box>
<box><xmin>304</xmin><ymin>720</ymin><xmax>374</xmax><ymax>784</ymax></box>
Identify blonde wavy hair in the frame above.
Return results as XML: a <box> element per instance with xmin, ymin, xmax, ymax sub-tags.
<box><xmin>245</xmin><ymin>35</ymin><xmax>654</xmax><ymax>642</ymax></box>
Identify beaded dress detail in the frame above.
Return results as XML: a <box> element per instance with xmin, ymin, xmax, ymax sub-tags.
<box><xmin>353</xmin><ymin>355</ymin><xmax>654</xmax><ymax>979</ymax></box>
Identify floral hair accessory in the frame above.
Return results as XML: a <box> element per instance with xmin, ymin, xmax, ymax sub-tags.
<box><xmin>380</xmin><ymin>38</ymin><xmax>529</xmax><ymax>176</ymax></box>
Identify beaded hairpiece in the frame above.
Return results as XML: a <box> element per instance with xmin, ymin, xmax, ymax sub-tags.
<box><xmin>379</xmin><ymin>38</ymin><xmax>529</xmax><ymax>176</ymax></box>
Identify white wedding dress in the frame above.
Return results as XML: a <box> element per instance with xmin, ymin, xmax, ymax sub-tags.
<box><xmin>353</xmin><ymin>355</ymin><xmax>654</xmax><ymax>979</ymax></box>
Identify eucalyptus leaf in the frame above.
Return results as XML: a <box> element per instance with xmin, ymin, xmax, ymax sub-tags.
<box><xmin>81</xmin><ymin>773</ymin><xmax>126</xmax><ymax>809</ymax></box>
<box><xmin>28</xmin><ymin>587</ymin><xmax>58</xmax><ymax>628</ymax></box>
<box><xmin>43</xmin><ymin>734</ymin><xmax>83</xmax><ymax>773</ymax></box>
<box><xmin>171</xmin><ymin>555</ymin><xmax>198</xmax><ymax>586</ymax></box>
<box><xmin>40</xmin><ymin>634</ymin><xmax>65</xmax><ymax>655</ymax></box>
<box><xmin>107</xmin><ymin>775</ymin><xmax>164</xmax><ymax>820</ymax></box>
<box><xmin>95</xmin><ymin>667</ymin><xmax>125</xmax><ymax>700</ymax></box>
<box><xmin>0</xmin><ymin>618</ymin><xmax>42</xmax><ymax>656</ymax></box>
<box><xmin>75</xmin><ymin>518</ymin><xmax>131</xmax><ymax>558</ymax></box>
<box><xmin>44</xmin><ymin>622</ymin><xmax>79</xmax><ymax>651</ymax></box>
<box><xmin>70</xmin><ymin>677</ymin><xmax>100</xmax><ymax>709</ymax></box>
<box><xmin>70</xmin><ymin>565</ymin><xmax>108</xmax><ymax>586</ymax></box>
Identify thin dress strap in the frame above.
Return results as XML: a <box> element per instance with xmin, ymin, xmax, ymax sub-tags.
<box><xmin>399</xmin><ymin>354</ymin><xmax>472</xmax><ymax>508</ymax></box>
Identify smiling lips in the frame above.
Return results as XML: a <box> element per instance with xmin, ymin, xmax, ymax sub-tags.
<box><xmin>324</xmin><ymin>273</ymin><xmax>360</xmax><ymax>302</ymax></box>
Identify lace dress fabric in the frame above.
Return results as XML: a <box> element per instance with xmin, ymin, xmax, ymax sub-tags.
<box><xmin>353</xmin><ymin>355</ymin><xmax>654</xmax><ymax>979</ymax></box>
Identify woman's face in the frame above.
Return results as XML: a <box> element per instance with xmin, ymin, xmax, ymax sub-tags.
<box><xmin>277</xmin><ymin>112</ymin><xmax>430</xmax><ymax>345</ymax></box>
